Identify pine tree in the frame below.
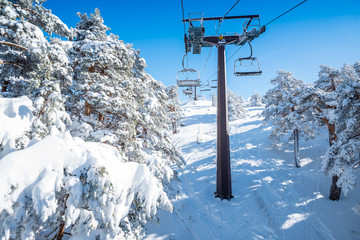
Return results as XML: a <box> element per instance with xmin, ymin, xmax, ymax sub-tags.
<box><xmin>68</xmin><ymin>9</ymin><xmax>182</xmax><ymax>184</ymax></box>
<box><xmin>262</xmin><ymin>71</ymin><xmax>317</xmax><ymax>167</ymax></box>
<box><xmin>228</xmin><ymin>89</ymin><xmax>248</xmax><ymax>121</ymax></box>
<box><xmin>0</xmin><ymin>0</ymin><xmax>71</xmax><ymax>141</ymax></box>
<box><xmin>322</xmin><ymin>63</ymin><xmax>360</xmax><ymax>200</ymax></box>
<box><xmin>297</xmin><ymin>65</ymin><xmax>345</xmax><ymax>199</ymax></box>
<box><xmin>249</xmin><ymin>91</ymin><xmax>263</xmax><ymax>107</ymax></box>
<box><xmin>166</xmin><ymin>85</ymin><xmax>182</xmax><ymax>133</ymax></box>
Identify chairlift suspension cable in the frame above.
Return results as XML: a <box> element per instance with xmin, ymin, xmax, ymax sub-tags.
<box><xmin>264</xmin><ymin>0</ymin><xmax>308</xmax><ymax>26</ymax></box>
<box><xmin>201</xmin><ymin>0</ymin><xmax>242</xmax><ymax>83</ymax></box>
<box><xmin>204</xmin><ymin>44</ymin><xmax>244</xmax><ymax>83</ymax></box>
<box><xmin>181</xmin><ymin>0</ymin><xmax>186</xmax><ymax>34</ymax></box>
<box><xmin>223</xmin><ymin>0</ymin><xmax>241</xmax><ymax>18</ymax></box>
<box><xmin>181</xmin><ymin>0</ymin><xmax>190</xmax><ymax>68</ymax></box>
<box><xmin>204</xmin><ymin>0</ymin><xmax>308</xmax><ymax>81</ymax></box>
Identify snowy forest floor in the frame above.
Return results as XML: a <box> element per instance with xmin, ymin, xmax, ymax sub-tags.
<box><xmin>145</xmin><ymin>100</ymin><xmax>360</xmax><ymax>240</ymax></box>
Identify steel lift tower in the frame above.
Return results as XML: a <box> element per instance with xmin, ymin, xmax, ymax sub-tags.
<box><xmin>182</xmin><ymin>14</ymin><xmax>265</xmax><ymax>200</ymax></box>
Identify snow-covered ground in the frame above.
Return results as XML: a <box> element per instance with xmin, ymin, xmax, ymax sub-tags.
<box><xmin>146</xmin><ymin>100</ymin><xmax>360</xmax><ymax>240</ymax></box>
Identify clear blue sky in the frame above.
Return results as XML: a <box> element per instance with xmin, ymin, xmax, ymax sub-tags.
<box><xmin>44</xmin><ymin>0</ymin><xmax>360</xmax><ymax>99</ymax></box>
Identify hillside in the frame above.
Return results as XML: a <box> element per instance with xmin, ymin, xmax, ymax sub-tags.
<box><xmin>145</xmin><ymin>100</ymin><xmax>360</xmax><ymax>240</ymax></box>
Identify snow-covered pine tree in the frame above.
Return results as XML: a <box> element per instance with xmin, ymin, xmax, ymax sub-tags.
<box><xmin>166</xmin><ymin>85</ymin><xmax>182</xmax><ymax>133</ymax></box>
<box><xmin>68</xmin><ymin>9</ymin><xmax>182</xmax><ymax>183</ymax></box>
<box><xmin>1</xmin><ymin>5</ymin><xmax>182</xmax><ymax>239</ymax></box>
<box><xmin>249</xmin><ymin>91</ymin><xmax>263</xmax><ymax>107</ymax></box>
<box><xmin>300</xmin><ymin>65</ymin><xmax>342</xmax><ymax>146</ymax></box>
<box><xmin>0</xmin><ymin>0</ymin><xmax>71</xmax><ymax>141</ymax></box>
<box><xmin>322</xmin><ymin>63</ymin><xmax>360</xmax><ymax>200</ymax></box>
<box><xmin>298</xmin><ymin>65</ymin><xmax>345</xmax><ymax>199</ymax></box>
<box><xmin>262</xmin><ymin>71</ymin><xmax>317</xmax><ymax>167</ymax></box>
<box><xmin>228</xmin><ymin>89</ymin><xmax>248</xmax><ymax>121</ymax></box>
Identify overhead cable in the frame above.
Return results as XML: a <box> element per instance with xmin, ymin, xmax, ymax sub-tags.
<box><xmin>264</xmin><ymin>0</ymin><xmax>308</xmax><ymax>27</ymax></box>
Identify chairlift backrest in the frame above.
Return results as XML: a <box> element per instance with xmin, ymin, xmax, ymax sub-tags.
<box><xmin>234</xmin><ymin>57</ymin><xmax>262</xmax><ymax>76</ymax></box>
<box><xmin>177</xmin><ymin>68</ymin><xmax>201</xmax><ymax>87</ymax></box>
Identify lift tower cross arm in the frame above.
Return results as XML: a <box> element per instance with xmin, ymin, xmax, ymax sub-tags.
<box><xmin>182</xmin><ymin>14</ymin><xmax>260</xmax><ymax>22</ymax></box>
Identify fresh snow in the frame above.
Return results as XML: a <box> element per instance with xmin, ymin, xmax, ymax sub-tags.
<box><xmin>145</xmin><ymin>99</ymin><xmax>360</xmax><ymax>240</ymax></box>
<box><xmin>0</xmin><ymin>96</ymin><xmax>33</xmax><ymax>158</ymax></box>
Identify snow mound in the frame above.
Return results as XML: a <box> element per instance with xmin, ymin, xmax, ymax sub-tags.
<box><xmin>0</xmin><ymin>96</ymin><xmax>33</xmax><ymax>158</ymax></box>
<box><xmin>0</xmin><ymin>132</ymin><xmax>172</xmax><ymax>240</ymax></box>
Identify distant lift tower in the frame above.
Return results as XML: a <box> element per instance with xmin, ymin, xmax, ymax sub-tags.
<box><xmin>183</xmin><ymin>14</ymin><xmax>265</xmax><ymax>200</ymax></box>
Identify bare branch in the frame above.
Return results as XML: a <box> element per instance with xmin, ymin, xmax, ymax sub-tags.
<box><xmin>0</xmin><ymin>41</ymin><xmax>28</xmax><ymax>51</ymax></box>
<box><xmin>0</xmin><ymin>60</ymin><xmax>26</xmax><ymax>69</ymax></box>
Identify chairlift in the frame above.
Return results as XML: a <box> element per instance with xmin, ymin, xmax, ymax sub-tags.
<box><xmin>177</xmin><ymin>69</ymin><xmax>201</xmax><ymax>87</ymax></box>
<box><xmin>234</xmin><ymin>57</ymin><xmax>262</xmax><ymax>76</ymax></box>
<box><xmin>183</xmin><ymin>87</ymin><xmax>193</xmax><ymax>96</ymax></box>
<box><xmin>234</xmin><ymin>42</ymin><xmax>262</xmax><ymax>76</ymax></box>
<box><xmin>177</xmin><ymin>54</ymin><xmax>201</xmax><ymax>87</ymax></box>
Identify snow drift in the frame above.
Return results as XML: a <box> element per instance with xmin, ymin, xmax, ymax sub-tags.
<box><xmin>0</xmin><ymin>132</ymin><xmax>172</xmax><ymax>239</ymax></box>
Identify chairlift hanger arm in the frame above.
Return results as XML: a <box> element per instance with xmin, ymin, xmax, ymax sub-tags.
<box><xmin>182</xmin><ymin>14</ymin><xmax>260</xmax><ymax>23</ymax></box>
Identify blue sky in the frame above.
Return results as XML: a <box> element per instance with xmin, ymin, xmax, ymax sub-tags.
<box><xmin>44</xmin><ymin>0</ymin><xmax>360</xmax><ymax>99</ymax></box>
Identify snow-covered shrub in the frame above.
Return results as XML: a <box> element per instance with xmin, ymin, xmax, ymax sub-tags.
<box><xmin>0</xmin><ymin>133</ymin><xmax>172</xmax><ymax>239</ymax></box>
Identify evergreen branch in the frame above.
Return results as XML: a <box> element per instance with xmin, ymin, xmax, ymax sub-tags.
<box><xmin>12</xmin><ymin>3</ymin><xmax>38</xmax><ymax>16</ymax></box>
<box><xmin>0</xmin><ymin>41</ymin><xmax>28</xmax><ymax>51</ymax></box>
<box><xmin>0</xmin><ymin>60</ymin><xmax>26</xmax><ymax>69</ymax></box>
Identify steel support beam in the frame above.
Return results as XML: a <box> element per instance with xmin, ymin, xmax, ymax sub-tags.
<box><xmin>215</xmin><ymin>44</ymin><xmax>233</xmax><ymax>200</ymax></box>
<box><xmin>182</xmin><ymin>15</ymin><xmax>260</xmax><ymax>23</ymax></box>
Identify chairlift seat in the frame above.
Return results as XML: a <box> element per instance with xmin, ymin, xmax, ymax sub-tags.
<box><xmin>183</xmin><ymin>88</ymin><xmax>193</xmax><ymax>96</ymax></box>
<box><xmin>177</xmin><ymin>68</ymin><xmax>201</xmax><ymax>87</ymax></box>
<box><xmin>234</xmin><ymin>71</ymin><xmax>262</xmax><ymax>76</ymax></box>
<box><xmin>200</xmin><ymin>88</ymin><xmax>211</xmax><ymax>92</ymax></box>
<box><xmin>234</xmin><ymin>57</ymin><xmax>262</xmax><ymax>77</ymax></box>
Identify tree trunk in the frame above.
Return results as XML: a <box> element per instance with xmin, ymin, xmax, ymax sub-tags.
<box><xmin>172</xmin><ymin>121</ymin><xmax>177</xmax><ymax>134</ymax></box>
<box><xmin>324</xmin><ymin>121</ymin><xmax>342</xmax><ymax>201</ymax></box>
<box><xmin>328</xmin><ymin>123</ymin><xmax>336</xmax><ymax>146</ymax></box>
<box><xmin>84</xmin><ymin>101</ymin><xmax>91</xmax><ymax>116</ymax></box>
<box><xmin>56</xmin><ymin>193</ymin><xmax>69</xmax><ymax>240</ymax></box>
<box><xmin>322</xmin><ymin>118</ymin><xmax>337</xmax><ymax>146</ymax></box>
<box><xmin>329</xmin><ymin>175</ymin><xmax>341</xmax><ymax>201</ymax></box>
<box><xmin>1</xmin><ymin>80</ymin><xmax>9</xmax><ymax>93</ymax></box>
<box><xmin>293</xmin><ymin>129</ymin><xmax>300</xmax><ymax>168</ymax></box>
<box><xmin>98</xmin><ymin>113</ymin><xmax>104</xmax><ymax>122</ymax></box>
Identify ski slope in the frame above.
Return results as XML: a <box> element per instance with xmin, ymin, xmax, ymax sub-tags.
<box><xmin>146</xmin><ymin>100</ymin><xmax>360</xmax><ymax>240</ymax></box>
